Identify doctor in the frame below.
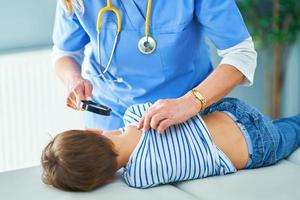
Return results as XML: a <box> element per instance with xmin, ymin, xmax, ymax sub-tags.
<box><xmin>52</xmin><ymin>0</ymin><xmax>257</xmax><ymax>132</ymax></box>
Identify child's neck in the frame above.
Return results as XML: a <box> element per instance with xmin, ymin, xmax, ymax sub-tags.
<box><xmin>105</xmin><ymin>125</ymin><xmax>142</xmax><ymax>169</ymax></box>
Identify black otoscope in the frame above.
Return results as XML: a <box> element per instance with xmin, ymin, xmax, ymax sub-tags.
<box><xmin>80</xmin><ymin>100</ymin><xmax>112</xmax><ymax>116</ymax></box>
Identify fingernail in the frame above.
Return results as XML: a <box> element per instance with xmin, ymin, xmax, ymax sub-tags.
<box><xmin>86</xmin><ymin>96</ymin><xmax>92</xmax><ymax>100</ymax></box>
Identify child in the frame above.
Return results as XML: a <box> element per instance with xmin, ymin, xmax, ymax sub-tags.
<box><xmin>41</xmin><ymin>98</ymin><xmax>300</xmax><ymax>191</ymax></box>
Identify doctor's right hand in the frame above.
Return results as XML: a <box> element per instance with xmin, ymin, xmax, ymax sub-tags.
<box><xmin>66</xmin><ymin>76</ymin><xmax>93</xmax><ymax>110</ymax></box>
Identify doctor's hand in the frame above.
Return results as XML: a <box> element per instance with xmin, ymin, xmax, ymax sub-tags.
<box><xmin>138</xmin><ymin>94</ymin><xmax>200</xmax><ymax>133</ymax></box>
<box><xmin>66</xmin><ymin>76</ymin><xmax>93</xmax><ymax>110</ymax></box>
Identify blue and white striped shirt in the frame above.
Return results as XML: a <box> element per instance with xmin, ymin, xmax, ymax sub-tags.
<box><xmin>121</xmin><ymin>103</ymin><xmax>236</xmax><ymax>188</ymax></box>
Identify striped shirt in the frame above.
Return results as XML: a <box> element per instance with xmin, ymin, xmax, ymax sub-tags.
<box><xmin>120</xmin><ymin>103</ymin><xmax>236</xmax><ymax>188</ymax></box>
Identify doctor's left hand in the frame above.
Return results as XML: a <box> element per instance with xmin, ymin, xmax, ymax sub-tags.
<box><xmin>138</xmin><ymin>95</ymin><xmax>200</xmax><ymax>133</ymax></box>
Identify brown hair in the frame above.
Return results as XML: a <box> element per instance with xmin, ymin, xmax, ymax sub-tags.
<box><xmin>41</xmin><ymin>130</ymin><xmax>118</xmax><ymax>191</ymax></box>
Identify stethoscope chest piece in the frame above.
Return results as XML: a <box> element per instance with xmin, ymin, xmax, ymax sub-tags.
<box><xmin>138</xmin><ymin>36</ymin><xmax>156</xmax><ymax>54</ymax></box>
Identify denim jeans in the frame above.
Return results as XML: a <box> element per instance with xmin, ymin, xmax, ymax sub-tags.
<box><xmin>202</xmin><ymin>97</ymin><xmax>300</xmax><ymax>169</ymax></box>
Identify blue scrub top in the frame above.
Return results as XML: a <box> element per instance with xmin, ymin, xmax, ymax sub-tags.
<box><xmin>53</xmin><ymin>0</ymin><xmax>250</xmax><ymax>130</ymax></box>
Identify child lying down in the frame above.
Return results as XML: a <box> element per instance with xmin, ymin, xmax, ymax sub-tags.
<box><xmin>41</xmin><ymin>98</ymin><xmax>300</xmax><ymax>191</ymax></box>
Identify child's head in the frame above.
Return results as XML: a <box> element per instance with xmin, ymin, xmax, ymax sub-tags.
<box><xmin>41</xmin><ymin>130</ymin><xmax>118</xmax><ymax>192</ymax></box>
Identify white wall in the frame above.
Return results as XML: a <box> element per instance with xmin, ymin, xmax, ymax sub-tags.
<box><xmin>0</xmin><ymin>0</ymin><xmax>56</xmax><ymax>51</ymax></box>
<box><xmin>0</xmin><ymin>49</ymin><xmax>84</xmax><ymax>172</ymax></box>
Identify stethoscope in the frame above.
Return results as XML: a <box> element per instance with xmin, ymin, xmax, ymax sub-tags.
<box><xmin>86</xmin><ymin>0</ymin><xmax>156</xmax><ymax>84</ymax></box>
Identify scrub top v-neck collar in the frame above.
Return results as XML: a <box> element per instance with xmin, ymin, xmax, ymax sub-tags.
<box><xmin>119</xmin><ymin>0</ymin><xmax>148</xmax><ymax>33</ymax></box>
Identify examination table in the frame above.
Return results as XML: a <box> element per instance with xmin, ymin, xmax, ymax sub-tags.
<box><xmin>1</xmin><ymin>149</ymin><xmax>299</xmax><ymax>200</ymax></box>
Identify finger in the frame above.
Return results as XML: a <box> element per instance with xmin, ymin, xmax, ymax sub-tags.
<box><xmin>143</xmin><ymin>113</ymin><xmax>152</xmax><ymax>132</ymax></box>
<box><xmin>68</xmin><ymin>91</ymin><xmax>76</xmax><ymax>103</ymax></box>
<box><xmin>143</xmin><ymin>108</ymin><xmax>157</xmax><ymax>132</ymax></box>
<box><xmin>67</xmin><ymin>98</ymin><xmax>78</xmax><ymax>110</ymax></box>
<box><xmin>66</xmin><ymin>102</ymin><xmax>73</xmax><ymax>109</ymax></box>
<box><xmin>73</xmin><ymin>85</ymin><xmax>85</xmax><ymax>107</ymax></box>
<box><xmin>143</xmin><ymin>112</ymin><xmax>154</xmax><ymax>132</ymax></box>
<box><xmin>66</xmin><ymin>99</ymin><xmax>77</xmax><ymax>110</ymax></box>
<box><xmin>138</xmin><ymin>116</ymin><xmax>145</xmax><ymax>130</ymax></box>
<box><xmin>66</xmin><ymin>102</ymin><xmax>80</xmax><ymax>110</ymax></box>
<box><xmin>157</xmin><ymin>119</ymin><xmax>172</xmax><ymax>134</ymax></box>
<box><xmin>67</xmin><ymin>92</ymin><xmax>77</xmax><ymax>109</ymax></box>
<box><xmin>150</xmin><ymin>113</ymin><xmax>167</xmax><ymax>130</ymax></box>
<box><xmin>84</xmin><ymin>80</ymin><xmax>93</xmax><ymax>100</ymax></box>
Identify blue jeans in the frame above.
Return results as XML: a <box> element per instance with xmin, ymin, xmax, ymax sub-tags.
<box><xmin>202</xmin><ymin>97</ymin><xmax>300</xmax><ymax>169</ymax></box>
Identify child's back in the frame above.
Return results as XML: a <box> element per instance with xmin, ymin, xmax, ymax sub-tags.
<box><xmin>121</xmin><ymin>103</ymin><xmax>236</xmax><ymax>188</ymax></box>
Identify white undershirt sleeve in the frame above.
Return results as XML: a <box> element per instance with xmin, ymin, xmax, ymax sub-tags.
<box><xmin>51</xmin><ymin>45</ymin><xmax>85</xmax><ymax>66</ymax></box>
<box><xmin>217</xmin><ymin>37</ymin><xmax>257</xmax><ymax>86</ymax></box>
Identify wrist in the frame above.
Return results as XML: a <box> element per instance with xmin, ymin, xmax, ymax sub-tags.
<box><xmin>54</xmin><ymin>57</ymin><xmax>83</xmax><ymax>88</ymax></box>
<box><xmin>64</xmin><ymin>75</ymin><xmax>84</xmax><ymax>92</ymax></box>
<box><xmin>191</xmin><ymin>89</ymin><xmax>207</xmax><ymax>112</ymax></box>
<box><xmin>181</xmin><ymin>92</ymin><xmax>203</xmax><ymax>114</ymax></box>
<box><xmin>66</xmin><ymin>73</ymin><xmax>83</xmax><ymax>86</ymax></box>
<box><xmin>182</xmin><ymin>89</ymin><xmax>207</xmax><ymax>113</ymax></box>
